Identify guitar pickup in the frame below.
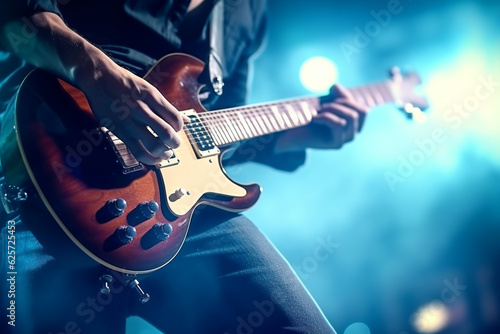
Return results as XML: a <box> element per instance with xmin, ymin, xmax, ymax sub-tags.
<box><xmin>185</xmin><ymin>115</ymin><xmax>219</xmax><ymax>158</ymax></box>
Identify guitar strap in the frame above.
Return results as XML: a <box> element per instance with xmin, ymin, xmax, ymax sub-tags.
<box><xmin>207</xmin><ymin>0</ymin><xmax>225</xmax><ymax>96</ymax></box>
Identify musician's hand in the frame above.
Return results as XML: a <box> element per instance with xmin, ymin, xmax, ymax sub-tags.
<box><xmin>0</xmin><ymin>11</ymin><xmax>187</xmax><ymax>165</ymax></box>
<box><xmin>274</xmin><ymin>84</ymin><xmax>368</xmax><ymax>153</ymax></box>
<box><xmin>81</xmin><ymin>64</ymin><xmax>189</xmax><ymax>165</ymax></box>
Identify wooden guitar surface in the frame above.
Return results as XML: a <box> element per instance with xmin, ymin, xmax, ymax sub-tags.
<box><xmin>0</xmin><ymin>54</ymin><xmax>260</xmax><ymax>274</ymax></box>
<box><xmin>0</xmin><ymin>53</ymin><xmax>428</xmax><ymax>274</ymax></box>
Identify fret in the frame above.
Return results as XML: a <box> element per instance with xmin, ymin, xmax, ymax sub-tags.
<box><xmin>230</xmin><ymin>114</ymin><xmax>244</xmax><ymax>141</ymax></box>
<box><xmin>350</xmin><ymin>88</ymin><xmax>367</xmax><ymax>106</ymax></box>
<box><xmin>221</xmin><ymin>115</ymin><xmax>235</xmax><ymax>143</ymax></box>
<box><xmin>237</xmin><ymin>111</ymin><xmax>253</xmax><ymax>138</ymax></box>
<box><xmin>232</xmin><ymin>112</ymin><xmax>250</xmax><ymax>139</ymax></box>
<box><xmin>212</xmin><ymin>121</ymin><xmax>227</xmax><ymax>145</ymax></box>
<box><xmin>226</xmin><ymin>113</ymin><xmax>244</xmax><ymax>141</ymax></box>
<box><xmin>260</xmin><ymin>113</ymin><xmax>274</xmax><ymax>133</ymax></box>
<box><xmin>378</xmin><ymin>82</ymin><xmax>394</xmax><ymax>104</ymax></box>
<box><xmin>300</xmin><ymin>101</ymin><xmax>314</xmax><ymax>121</ymax></box>
<box><xmin>271</xmin><ymin>106</ymin><xmax>285</xmax><ymax>129</ymax></box>
<box><xmin>280</xmin><ymin>106</ymin><xmax>293</xmax><ymax>128</ymax></box>
<box><xmin>250</xmin><ymin>114</ymin><xmax>264</xmax><ymax>135</ymax></box>
<box><xmin>215</xmin><ymin>115</ymin><xmax>231</xmax><ymax>144</ymax></box>
<box><xmin>265</xmin><ymin>110</ymin><xmax>280</xmax><ymax>131</ymax></box>
<box><xmin>228</xmin><ymin>112</ymin><xmax>245</xmax><ymax>139</ymax></box>
<box><xmin>213</xmin><ymin>120</ymin><xmax>227</xmax><ymax>144</ymax></box>
<box><xmin>286</xmin><ymin>105</ymin><xmax>299</xmax><ymax>125</ymax></box>
<box><xmin>254</xmin><ymin>114</ymin><xmax>268</xmax><ymax>134</ymax></box>
<box><xmin>206</xmin><ymin>117</ymin><xmax>224</xmax><ymax>145</ymax></box>
<box><xmin>367</xmin><ymin>84</ymin><xmax>384</xmax><ymax>105</ymax></box>
<box><xmin>201</xmin><ymin>116</ymin><xmax>216</xmax><ymax>142</ymax></box>
<box><xmin>243</xmin><ymin>111</ymin><xmax>259</xmax><ymax>137</ymax></box>
<box><xmin>360</xmin><ymin>86</ymin><xmax>375</xmax><ymax>107</ymax></box>
<box><xmin>222</xmin><ymin>114</ymin><xmax>239</xmax><ymax>142</ymax></box>
<box><xmin>203</xmin><ymin>116</ymin><xmax>218</xmax><ymax>145</ymax></box>
<box><xmin>293</xmin><ymin>103</ymin><xmax>306</xmax><ymax>124</ymax></box>
<box><xmin>195</xmin><ymin>77</ymin><xmax>405</xmax><ymax>146</ymax></box>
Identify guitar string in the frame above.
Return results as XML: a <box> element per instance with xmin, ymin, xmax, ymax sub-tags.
<box><xmin>116</xmin><ymin>81</ymin><xmax>394</xmax><ymax>157</ymax></box>
<box><xmin>192</xmin><ymin>81</ymin><xmax>392</xmax><ymax>125</ymax></box>
<box><xmin>191</xmin><ymin>82</ymin><xmax>394</xmax><ymax>143</ymax></box>
<box><xmin>190</xmin><ymin>103</ymin><xmax>312</xmax><ymax>145</ymax></box>
<box><xmin>180</xmin><ymin>81</ymin><xmax>395</xmax><ymax>147</ymax></box>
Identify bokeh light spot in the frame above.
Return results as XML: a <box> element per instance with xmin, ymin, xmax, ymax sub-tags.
<box><xmin>299</xmin><ymin>56</ymin><xmax>338</xmax><ymax>93</ymax></box>
<box><xmin>344</xmin><ymin>322</ymin><xmax>371</xmax><ymax>334</ymax></box>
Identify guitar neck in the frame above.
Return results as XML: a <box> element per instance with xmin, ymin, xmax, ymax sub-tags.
<box><xmin>198</xmin><ymin>80</ymin><xmax>397</xmax><ymax>146</ymax></box>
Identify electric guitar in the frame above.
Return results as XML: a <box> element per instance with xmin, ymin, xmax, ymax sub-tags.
<box><xmin>0</xmin><ymin>53</ymin><xmax>428</xmax><ymax>274</ymax></box>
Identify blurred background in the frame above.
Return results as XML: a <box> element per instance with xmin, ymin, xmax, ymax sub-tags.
<box><xmin>129</xmin><ymin>0</ymin><xmax>500</xmax><ymax>333</ymax></box>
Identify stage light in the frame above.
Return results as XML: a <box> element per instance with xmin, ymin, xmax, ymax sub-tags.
<box><xmin>299</xmin><ymin>56</ymin><xmax>338</xmax><ymax>93</ymax></box>
<box><xmin>411</xmin><ymin>301</ymin><xmax>450</xmax><ymax>333</ymax></box>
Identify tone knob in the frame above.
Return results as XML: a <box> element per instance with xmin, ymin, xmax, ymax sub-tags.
<box><xmin>153</xmin><ymin>222</ymin><xmax>173</xmax><ymax>241</ymax></box>
<box><xmin>116</xmin><ymin>225</ymin><xmax>136</xmax><ymax>244</ymax></box>
<box><xmin>106</xmin><ymin>198</ymin><xmax>127</xmax><ymax>217</ymax></box>
<box><xmin>138</xmin><ymin>201</ymin><xmax>159</xmax><ymax>220</ymax></box>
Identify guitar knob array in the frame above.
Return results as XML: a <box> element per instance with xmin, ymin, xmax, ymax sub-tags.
<box><xmin>100</xmin><ymin>199</ymin><xmax>175</xmax><ymax>249</ymax></box>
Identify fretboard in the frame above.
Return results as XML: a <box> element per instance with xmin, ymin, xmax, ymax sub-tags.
<box><xmin>197</xmin><ymin>80</ymin><xmax>397</xmax><ymax>146</ymax></box>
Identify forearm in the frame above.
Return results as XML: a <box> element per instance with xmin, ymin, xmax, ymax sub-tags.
<box><xmin>0</xmin><ymin>11</ymin><xmax>186</xmax><ymax>165</ymax></box>
<box><xmin>0</xmin><ymin>11</ymin><xmax>118</xmax><ymax>92</ymax></box>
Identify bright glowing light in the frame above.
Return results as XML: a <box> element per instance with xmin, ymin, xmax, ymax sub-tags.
<box><xmin>411</xmin><ymin>301</ymin><xmax>450</xmax><ymax>333</ymax></box>
<box><xmin>412</xmin><ymin>107</ymin><xmax>428</xmax><ymax>124</ymax></box>
<box><xmin>299</xmin><ymin>57</ymin><xmax>338</xmax><ymax>93</ymax></box>
<box><xmin>404</xmin><ymin>103</ymin><xmax>415</xmax><ymax>114</ymax></box>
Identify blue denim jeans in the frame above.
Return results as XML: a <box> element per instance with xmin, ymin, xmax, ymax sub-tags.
<box><xmin>1</xmin><ymin>206</ymin><xmax>335</xmax><ymax>334</ymax></box>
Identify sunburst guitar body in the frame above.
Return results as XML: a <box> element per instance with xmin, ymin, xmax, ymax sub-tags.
<box><xmin>0</xmin><ymin>53</ymin><xmax>428</xmax><ymax>274</ymax></box>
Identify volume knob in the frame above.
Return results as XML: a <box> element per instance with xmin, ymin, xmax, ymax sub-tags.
<box><xmin>138</xmin><ymin>201</ymin><xmax>159</xmax><ymax>220</ymax></box>
<box><xmin>116</xmin><ymin>225</ymin><xmax>136</xmax><ymax>244</ymax></box>
<box><xmin>153</xmin><ymin>222</ymin><xmax>173</xmax><ymax>241</ymax></box>
<box><xmin>106</xmin><ymin>198</ymin><xmax>127</xmax><ymax>217</ymax></box>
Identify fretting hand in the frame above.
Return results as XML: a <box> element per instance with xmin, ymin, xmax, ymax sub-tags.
<box><xmin>274</xmin><ymin>84</ymin><xmax>369</xmax><ymax>153</ymax></box>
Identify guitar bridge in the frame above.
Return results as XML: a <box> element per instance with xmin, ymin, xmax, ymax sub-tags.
<box><xmin>102</xmin><ymin>128</ymin><xmax>145</xmax><ymax>174</ymax></box>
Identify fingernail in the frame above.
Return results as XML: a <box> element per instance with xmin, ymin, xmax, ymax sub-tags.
<box><xmin>162</xmin><ymin>150</ymin><xmax>173</xmax><ymax>159</ymax></box>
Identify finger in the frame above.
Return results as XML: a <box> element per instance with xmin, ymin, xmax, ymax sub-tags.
<box><xmin>145</xmin><ymin>90</ymin><xmax>189</xmax><ymax>131</ymax></box>
<box><xmin>313</xmin><ymin>111</ymin><xmax>347</xmax><ymax>128</ymax></box>
<box><xmin>134</xmin><ymin>100</ymin><xmax>183</xmax><ymax>148</ymax></box>
<box><xmin>322</xmin><ymin>102</ymin><xmax>359</xmax><ymax>139</ymax></box>
<box><xmin>135</xmin><ymin>126</ymin><xmax>175</xmax><ymax>160</ymax></box>
<box><xmin>312</xmin><ymin>112</ymin><xmax>346</xmax><ymax>148</ymax></box>
<box><xmin>116</xmin><ymin>133</ymin><xmax>164</xmax><ymax>166</ymax></box>
<box><xmin>329</xmin><ymin>83</ymin><xmax>354</xmax><ymax>100</ymax></box>
<box><xmin>332</xmin><ymin>98</ymin><xmax>369</xmax><ymax>131</ymax></box>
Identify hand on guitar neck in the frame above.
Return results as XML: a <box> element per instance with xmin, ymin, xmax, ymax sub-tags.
<box><xmin>273</xmin><ymin>84</ymin><xmax>369</xmax><ymax>154</ymax></box>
